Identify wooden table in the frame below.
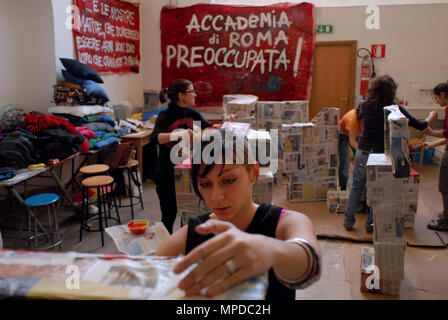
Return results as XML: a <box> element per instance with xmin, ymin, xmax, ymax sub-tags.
<box><xmin>120</xmin><ymin>129</ymin><xmax>153</xmax><ymax>175</ymax></box>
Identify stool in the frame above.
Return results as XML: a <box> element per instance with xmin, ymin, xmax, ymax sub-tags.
<box><xmin>118</xmin><ymin>159</ymin><xmax>144</xmax><ymax>220</ymax></box>
<box><xmin>80</xmin><ymin>164</ymin><xmax>110</xmax><ymax>176</ymax></box>
<box><xmin>77</xmin><ymin>164</ymin><xmax>110</xmax><ymax>214</ymax></box>
<box><xmin>80</xmin><ymin>175</ymin><xmax>121</xmax><ymax>247</ymax></box>
<box><xmin>24</xmin><ymin>193</ymin><xmax>63</xmax><ymax>250</ymax></box>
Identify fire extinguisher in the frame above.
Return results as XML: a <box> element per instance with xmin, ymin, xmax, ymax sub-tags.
<box><xmin>357</xmin><ymin>48</ymin><xmax>376</xmax><ymax>99</ymax></box>
<box><xmin>360</xmin><ymin>55</ymin><xmax>371</xmax><ymax>97</ymax></box>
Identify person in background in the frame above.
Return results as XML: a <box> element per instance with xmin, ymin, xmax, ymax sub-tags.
<box><xmin>422</xmin><ymin>81</ymin><xmax>448</xmax><ymax>231</ymax></box>
<box><xmin>155</xmin><ymin>128</ymin><xmax>321</xmax><ymax>300</ymax></box>
<box><xmin>344</xmin><ymin>75</ymin><xmax>437</xmax><ymax>233</ymax></box>
<box><xmin>150</xmin><ymin>79</ymin><xmax>214</xmax><ymax>234</ymax></box>
<box><xmin>338</xmin><ymin>104</ymin><xmax>362</xmax><ymax>191</ymax></box>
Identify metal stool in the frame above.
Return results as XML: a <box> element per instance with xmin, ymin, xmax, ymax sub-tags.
<box><xmin>80</xmin><ymin>175</ymin><xmax>120</xmax><ymax>247</ymax></box>
<box><xmin>117</xmin><ymin>159</ymin><xmax>144</xmax><ymax>220</ymax></box>
<box><xmin>24</xmin><ymin>193</ymin><xmax>63</xmax><ymax>250</ymax></box>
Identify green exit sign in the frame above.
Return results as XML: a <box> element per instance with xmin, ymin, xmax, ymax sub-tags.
<box><xmin>316</xmin><ymin>25</ymin><xmax>333</xmax><ymax>33</ymax></box>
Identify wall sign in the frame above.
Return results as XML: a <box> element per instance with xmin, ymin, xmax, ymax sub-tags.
<box><xmin>316</xmin><ymin>24</ymin><xmax>333</xmax><ymax>33</ymax></box>
<box><xmin>160</xmin><ymin>3</ymin><xmax>315</xmax><ymax>108</ymax></box>
<box><xmin>73</xmin><ymin>0</ymin><xmax>140</xmax><ymax>74</ymax></box>
<box><xmin>371</xmin><ymin>44</ymin><xmax>386</xmax><ymax>58</ymax></box>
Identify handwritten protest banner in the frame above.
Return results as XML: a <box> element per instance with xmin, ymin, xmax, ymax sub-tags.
<box><xmin>73</xmin><ymin>0</ymin><xmax>140</xmax><ymax>74</ymax></box>
<box><xmin>161</xmin><ymin>3</ymin><xmax>315</xmax><ymax>107</ymax></box>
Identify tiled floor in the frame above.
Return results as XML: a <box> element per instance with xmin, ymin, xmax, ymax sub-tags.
<box><xmin>1</xmin><ymin>163</ymin><xmax>447</xmax><ymax>299</ymax></box>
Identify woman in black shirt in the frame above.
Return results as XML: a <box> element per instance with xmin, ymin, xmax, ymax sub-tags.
<box><xmin>150</xmin><ymin>79</ymin><xmax>213</xmax><ymax>233</ymax></box>
<box><xmin>344</xmin><ymin>75</ymin><xmax>436</xmax><ymax>233</ymax></box>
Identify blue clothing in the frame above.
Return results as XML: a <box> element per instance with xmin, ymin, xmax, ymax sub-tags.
<box><xmin>141</xmin><ymin>108</ymin><xmax>168</xmax><ymax>121</ymax></box>
<box><xmin>344</xmin><ymin>150</ymin><xmax>373</xmax><ymax>231</ymax></box>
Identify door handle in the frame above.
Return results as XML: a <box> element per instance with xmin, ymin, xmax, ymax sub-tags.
<box><xmin>339</xmin><ymin>97</ymin><xmax>348</xmax><ymax>101</ymax></box>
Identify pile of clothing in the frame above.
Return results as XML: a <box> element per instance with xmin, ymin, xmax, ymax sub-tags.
<box><xmin>0</xmin><ymin>106</ymin><xmax>85</xmax><ymax>169</ymax></box>
<box><xmin>52</xmin><ymin>81</ymin><xmax>99</xmax><ymax>106</ymax></box>
<box><xmin>52</xmin><ymin>112</ymin><xmax>122</xmax><ymax>153</ymax></box>
<box><xmin>53</xmin><ymin>58</ymin><xmax>110</xmax><ymax>106</ymax></box>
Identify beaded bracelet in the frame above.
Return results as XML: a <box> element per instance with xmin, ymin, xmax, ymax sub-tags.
<box><xmin>276</xmin><ymin>238</ymin><xmax>321</xmax><ymax>289</ymax></box>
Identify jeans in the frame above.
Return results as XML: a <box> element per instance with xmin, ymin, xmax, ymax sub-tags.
<box><xmin>338</xmin><ymin>133</ymin><xmax>350</xmax><ymax>190</ymax></box>
<box><xmin>344</xmin><ymin>149</ymin><xmax>373</xmax><ymax>230</ymax></box>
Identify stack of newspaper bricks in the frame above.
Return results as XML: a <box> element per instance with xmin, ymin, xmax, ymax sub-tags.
<box><xmin>256</xmin><ymin>101</ymin><xmax>309</xmax><ymax>131</ymax></box>
<box><xmin>174</xmin><ymin>157</ymin><xmax>210</xmax><ymax>227</ymax></box>
<box><xmin>223</xmin><ymin>94</ymin><xmax>258</xmax><ymax>127</ymax></box>
<box><xmin>327</xmin><ymin>161</ymin><xmax>369</xmax><ymax>214</ymax></box>
<box><xmin>282</xmin><ymin>107</ymin><xmax>340</xmax><ymax>201</ymax></box>
<box><xmin>362</xmin><ymin>105</ymin><xmax>417</xmax><ymax>296</ymax></box>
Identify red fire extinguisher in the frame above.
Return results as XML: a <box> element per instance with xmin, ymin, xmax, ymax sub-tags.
<box><xmin>360</xmin><ymin>55</ymin><xmax>371</xmax><ymax>97</ymax></box>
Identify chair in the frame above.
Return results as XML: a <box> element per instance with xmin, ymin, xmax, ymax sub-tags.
<box><xmin>24</xmin><ymin>193</ymin><xmax>63</xmax><ymax>250</ymax></box>
<box><xmin>408</xmin><ymin>128</ymin><xmax>426</xmax><ymax>173</ymax></box>
<box><xmin>80</xmin><ymin>175</ymin><xmax>121</xmax><ymax>247</ymax></box>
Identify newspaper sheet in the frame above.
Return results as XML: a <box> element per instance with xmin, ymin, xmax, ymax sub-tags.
<box><xmin>105</xmin><ymin>222</ymin><xmax>171</xmax><ymax>256</ymax></box>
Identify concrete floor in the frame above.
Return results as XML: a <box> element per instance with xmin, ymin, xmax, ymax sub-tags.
<box><xmin>1</xmin><ymin>163</ymin><xmax>447</xmax><ymax>299</ymax></box>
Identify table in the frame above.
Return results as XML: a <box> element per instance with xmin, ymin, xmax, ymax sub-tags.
<box><xmin>120</xmin><ymin>129</ymin><xmax>153</xmax><ymax>175</ymax></box>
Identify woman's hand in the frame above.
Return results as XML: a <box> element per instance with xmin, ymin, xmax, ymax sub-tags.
<box><xmin>173</xmin><ymin>219</ymin><xmax>274</xmax><ymax>297</ymax></box>
<box><xmin>224</xmin><ymin>114</ymin><xmax>239</xmax><ymax>122</ymax></box>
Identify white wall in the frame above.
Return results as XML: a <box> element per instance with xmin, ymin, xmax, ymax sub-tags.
<box><xmin>315</xmin><ymin>4</ymin><xmax>448</xmax><ymax>108</ymax></box>
<box><xmin>51</xmin><ymin>0</ymin><xmax>145</xmax><ymax>109</ymax></box>
<box><xmin>0</xmin><ymin>0</ymin><xmax>56</xmax><ymax>111</ymax></box>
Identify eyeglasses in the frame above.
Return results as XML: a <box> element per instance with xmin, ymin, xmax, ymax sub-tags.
<box><xmin>184</xmin><ymin>89</ymin><xmax>196</xmax><ymax>95</ymax></box>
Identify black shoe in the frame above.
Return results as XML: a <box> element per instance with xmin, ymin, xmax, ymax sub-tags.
<box><xmin>343</xmin><ymin>223</ymin><xmax>353</xmax><ymax>231</ymax></box>
<box><xmin>427</xmin><ymin>218</ymin><xmax>448</xmax><ymax>231</ymax></box>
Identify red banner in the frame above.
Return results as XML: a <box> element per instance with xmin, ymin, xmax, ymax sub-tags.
<box><xmin>73</xmin><ymin>0</ymin><xmax>140</xmax><ymax>74</ymax></box>
<box><xmin>161</xmin><ymin>3</ymin><xmax>315</xmax><ymax>107</ymax></box>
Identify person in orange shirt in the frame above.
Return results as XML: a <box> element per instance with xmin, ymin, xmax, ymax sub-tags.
<box><xmin>338</xmin><ymin>104</ymin><xmax>362</xmax><ymax>190</ymax></box>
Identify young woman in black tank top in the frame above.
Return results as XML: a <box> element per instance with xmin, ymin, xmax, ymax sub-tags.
<box><xmin>156</xmin><ymin>128</ymin><xmax>321</xmax><ymax>299</ymax></box>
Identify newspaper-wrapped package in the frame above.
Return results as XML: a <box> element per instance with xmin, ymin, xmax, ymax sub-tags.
<box><xmin>374</xmin><ymin>241</ymin><xmax>406</xmax><ymax>280</ymax></box>
<box><xmin>253</xmin><ymin>168</ymin><xmax>274</xmax><ymax>204</ymax></box>
<box><xmin>373</xmin><ymin>206</ymin><xmax>405</xmax><ymax>242</ymax></box>
<box><xmin>283</xmin><ymin>101</ymin><xmax>309</xmax><ymax>123</ymax></box>
<box><xmin>384</xmin><ymin>105</ymin><xmax>410</xmax><ymax>178</ymax></box>
<box><xmin>223</xmin><ymin>94</ymin><xmax>258</xmax><ymax>126</ymax></box>
<box><xmin>0</xmin><ymin>250</ymin><xmax>267</xmax><ymax>300</ymax></box>
<box><xmin>366</xmin><ymin>154</ymin><xmax>419</xmax><ymax>228</ymax></box>
<box><xmin>327</xmin><ymin>190</ymin><xmax>348</xmax><ymax>213</ymax></box>
<box><xmin>247</xmin><ymin>128</ymin><xmax>271</xmax><ymax>168</ymax></box>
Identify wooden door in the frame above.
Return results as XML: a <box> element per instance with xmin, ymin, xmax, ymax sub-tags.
<box><xmin>309</xmin><ymin>41</ymin><xmax>357</xmax><ymax>120</ymax></box>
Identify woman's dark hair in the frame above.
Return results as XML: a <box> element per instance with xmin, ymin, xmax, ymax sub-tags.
<box><xmin>191</xmin><ymin>128</ymin><xmax>254</xmax><ymax>200</ymax></box>
<box><xmin>355</xmin><ymin>100</ymin><xmax>362</xmax><ymax>118</ymax></box>
<box><xmin>433</xmin><ymin>81</ymin><xmax>448</xmax><ymax>97</ymax></box>
<box><xmin>366</xmin><ymin>75</ymin><xmax>397</xmax><ymax>110</ymax></box>
<box><xmin>159</xmin><ymin>79</ymin><xmax>192</xmax><ymax>104</ymax></box>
